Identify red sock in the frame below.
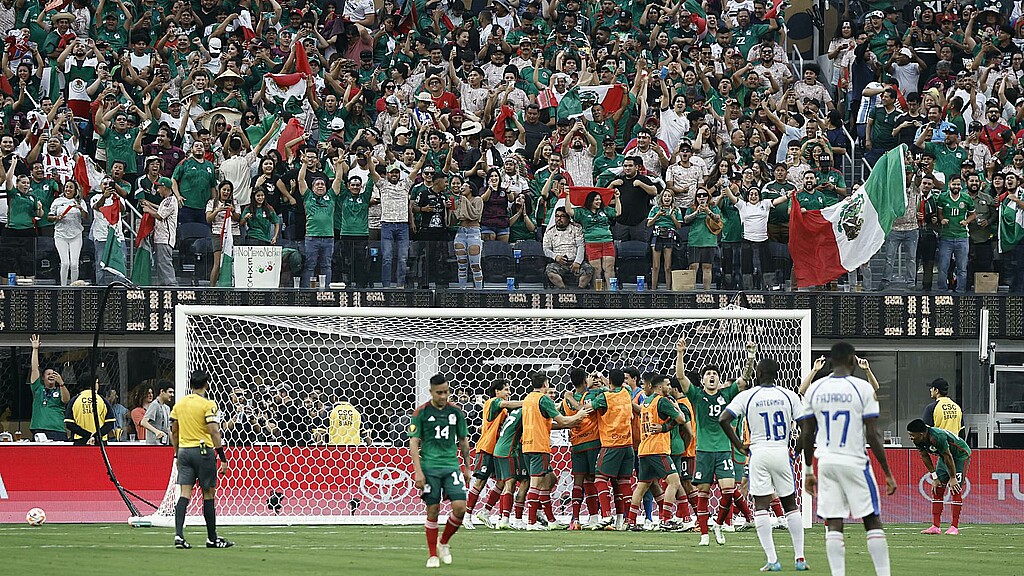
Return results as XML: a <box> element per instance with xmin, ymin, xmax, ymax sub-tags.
<box><xmin>571</xmin><ymin>485</ymin><xmax>584</xmax><ymax>520</ymax></box>
<box><xmin>584</xmin><ymin>481</ymin><xmax>599</xmax><ymax>515</ymax></box>
<box><xmin>526</xmin><ymin>487</ymin><xmax>540</xmax><ymax>525</ymax></box>
<box><xmin>770</xmin><ymin>497</ymin><xmax>785</xmax><ymax>518</ymax></box>
<box><xmin>425</xmin><ymin>520</ymin><xmax>438</xmax><ymax>557</ymax></box>
<box><xmin>439</xmin><ymin>514</ymin><xmax>462</xmax><ymax>545</ymax></box>
<box><xmin>951</xmin><ymin>491</ymin><xmax>962</xmax><ymax>527</ymax></box>
<box><xmin>540</xmin><ymin>489</ymin><xmax>554</xmax><ymax>521</ymax></box>
<box><xmin>716</xmin><ymin>489</ymin><xmax>735</xmax><ymax>525</ymax></box>
<box><xmin>733</xmin><ymin>490</ymin><xmax>753</xmax><ymax>521</ymax></box>
<box><xmin>661</xmin><ymin>498</ymin><xmax>674</xmax><ymax>522</ymax></box>
<box><xmin>687</xmin><ymin>490</ymin><xmax>699</xmax><ymax>510</ymax></box>
<box><xmin>696</xmin><ymin>493</ymin><xmax>710</xmax><ymax>535</ymax></box>
<box><xmin>595</xmin><ymin>477</ymin><xmax>613</xmax><ymax>517</ymax></box>
<box><xmin>485</xmin><ymin>488</ymin><xmax>500</xmax><ymax>511</ymax></box>
<box><xmin>655</xmin><ymin>492</ymin><xmax>665</xmax><ymax>518</ymax></box>
<box><xmin>932</xmin><ymin>484</ymin><xmax>947</xmax><ymax>526</ymax></box>
<box><xmin>615</xmin><ymin>479</ymin><xmax>632</xmax><ymax>515</ymax></box>
<box><xmin>514</xmin><ymin>499</ymin><xmax>525</xmax><ymax>520</ymax></box>
<box><xmin>626</xmin><ymin>503</ymin><xmax>640</xmax><ymax>525</ymax></box>
<box><xmin>466</xmin><ymin>485</ymin><xmax>481</xmax><ymax>513</ymax></box>
<box><xmin>500</xmin><ymin>493</ymin><xmax>513</xmax><ymax>519</ymax></box>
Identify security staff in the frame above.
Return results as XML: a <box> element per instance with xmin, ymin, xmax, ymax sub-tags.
<box><xmin>64</xmin><ymin>380</ymin><xmax>116</xmax><ymax>446</ymax></box>
<box><xmin>922</xmin><ymin>378</ymin><xmax>963</xmax><ymax>436</ymax></box>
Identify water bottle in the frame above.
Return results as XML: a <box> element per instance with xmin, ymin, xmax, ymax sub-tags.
<box><xmin>636</xmin><ymin>275</ymin><xmax>646</xmax><ymax>291</ymax></box>
<box><xmin>506</xmin><ymin>277</ymin><xmax>515</xmax><ymax>291</ymax></box>
<box><xmin>609</xmin><ymin>277</ymin><xmax>619</xmax><ymax>291</ymax></box>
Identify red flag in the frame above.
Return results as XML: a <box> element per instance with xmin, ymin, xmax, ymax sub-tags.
<box><xmin>237</xmin><ymin>10</ymin><xmax>257</xmax><ymax>42</ymax></box>
<box><xmin>135</xmin><ymin>213</ymin><xmax>155</xmax><ymax>248</ymax></box>
<box><xmin>764</xmin><ymin>0</ymin><xmax>785</xmax><ymax>19</ymax></box>
<box><xmin>787</xmin><ymin>195</ymin><xmax>845</xmax><ymax>288</ymax></box>
<box><xmin>0</xmin><ymin>75</ymin><xmax>11</xmax><ymax>97</ymax></box>
<box><xmin>97</xmin><ymin>195</ymin><xmax>122</xmax><ymax>226</ymax></box>
<box><xmin>394</xmin><ymin>0</ymin><xmax>418</xmax><ymax>35</ymax></box>
<box><xmin>276</xmin><ymin>117</ymin><xmax>306</xmax><ymax>158</ymax></box>
<box><xmin>294</xmin><ymin>40</ymin><xmax>312</xmax><ymax>77</ymax></box>
<box><xmin>537</xmin><ymin>88</ymin><xmax>559</xmax><ymax>110</ymax></box>
<box><xmin>73</xmin><ymin>155</ymin><xmax>102</xmax><ymax>196</ymax></box>
<box><xmin>492</xmin><ymin>105</ymin><xmax>514</xmax><ymax>143</ymax></box>
<box><xmin>568</xmin><ymin>186</ymin><xmax>615</xmax><ymax>207</ymax></box>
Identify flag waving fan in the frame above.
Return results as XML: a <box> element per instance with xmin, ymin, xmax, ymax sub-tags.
<box><xmin>789</xmin><ymin>145</ymin><xmax>908</xmax><ymax>288</ymax></box>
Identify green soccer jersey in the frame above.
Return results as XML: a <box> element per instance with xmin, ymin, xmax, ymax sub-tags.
<box><xmin>30</xmin><ymin>378</ymin><xmax>67</xmax><ymax>432</ymax></box>
<box><xmin>762</xmin><ymin>181</ymin><xmax>794</xmax><ymax>224</ymax></box>
<box><xmin>718</xmin><ymin>196</ymin><xmax>743</xmax><ymax>243</ymax></box>
<box><xmin>408</xmin><ymin>401</ymin><xmax>468</xmax><ymax>470</ymax></box>
<box><xmin>492</xmin><ymin>407</ymin><xmax>524</xmax><ymax>458</ymax></box>
<box><xmin>669</xmin><ymin>400</ymin><xmax>692</xmax><ymax>455</ymax></box>
<box><xmin>685</xmin><ymin>206</ymin><xmax>722</xmax><ymax>248</ymax></box>
<box><xmin>731</xmin><ymin>414</ymin><xmax>747</xmax><ymax>464</ymax></box>
<box><xmin>918</xmin><ymin>426</ymin><xmax>972</xmax><ymax>463</ymax></box>
<box><xmin>685</xmin><ymin>381</ymin><xmax>740</xmax><ymax>452</ymax></box>
<box><xmin>936</xmin><ymin>191</ymin><xmax>975</xmax><ymax>239</ymax></box>
<box><xmin>573</xmin><ymin>206</ymin><xmax>616</xmax><ymax>243</ymax></box>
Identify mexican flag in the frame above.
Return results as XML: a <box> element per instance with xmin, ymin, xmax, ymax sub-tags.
<box><xmin>264</xmin><ymin>72</ymin><xmax>308</xmax><ymax>117</ymax></box>
<box><xmin>73</xmin><ymin>155</ymin><xmax>105</xmax><ymax>196</ymax></box>
<box><xmin>131</xmin><ymin>213</ymin><xmax>155</xmax><ymax>286</ymax></box>
<box><xmin>789</xmin><ymin>146</ymin><xmax>907</xmax><ymax>288</ymax></box>
<box><xmin>999</xmin><ymin>197</ymin><xmax>1024</xmax><ymax>253</ymax></box>
<box><xmin>543</xmin><ymin>186</ymin><xmax>615</xmax><ymax>228</ymax></box>
<box><xmin>216</xmin><ymin>211</ymin><xmax>234</xmax><ymax>287</ymax></box>
<box><xmin>556</xmin><ymin>84</ymin><xmax>626</xmax><ymax>120</ymax></box>
<box><xmin>99</xmin><ymin>224</ymin><xmax>128</xmax><ymax>281</ymax></box>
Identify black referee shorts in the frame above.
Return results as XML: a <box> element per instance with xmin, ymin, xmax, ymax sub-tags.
<box><xmin>177</xmin><ymin>446</ymin><xmax>218</xmax><ymax>489</ymax></box>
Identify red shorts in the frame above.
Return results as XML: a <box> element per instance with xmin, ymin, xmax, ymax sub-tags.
<box><xmin>585</xmin><ymin>241</ymin><xmax>615</xmax><ymax>261</ymax></box>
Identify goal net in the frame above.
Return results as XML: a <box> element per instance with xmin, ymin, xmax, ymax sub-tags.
<box><xmin>143</xmin><ymin>306</ymin><xmax>810</xmax><ymax>526</ymax></box>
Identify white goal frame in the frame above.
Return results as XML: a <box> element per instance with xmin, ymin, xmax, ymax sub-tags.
<box><xmin>145</xmin><ymin>306</ymin><xmax>812</xmax><ymax>527</ymax></box>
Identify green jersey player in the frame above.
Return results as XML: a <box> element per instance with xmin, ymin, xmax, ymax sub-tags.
<box><xmin>409</xmin><ymin>373</ymin><xmax>472</xmax><ymax>568</ymax></box>
<box><xmin>492</xmin><ymin>406</ymin><xmax>527</xmax><ymax>529</ymax></box>
<box><xmin>907</xmin><ymin>418</ymin><xmax>972</xmax><ymax>535</ymax></box>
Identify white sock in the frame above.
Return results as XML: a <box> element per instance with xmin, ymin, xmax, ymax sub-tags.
<box><xmin>615</xmin><ymin>513</ymin><xmax>624</xmax><ymax>525</ymax></box>
<box><xmin>865</xmin><ymin>529</ymin><xmax>891</xmax><ymax>576</ymax></box>
<box><xmin>754</xmin><ymin>510</ymin><xmax>777</xmax><ymax>564</ymax></box>
<box><xmin>825</xmin><ymin>529</ymin><xmax>846</xmax><ymax>576</ymax></box>
<box><xmin>786</xmin><ymin>509</ymin><xmax>805</xmax><ymax>561</ymax></box>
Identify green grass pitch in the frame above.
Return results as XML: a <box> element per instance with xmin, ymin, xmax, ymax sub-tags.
<box><xmin>4</xmin><ymin>523</ymin><xmax>1021</xmax><ymax>575</ymax></box>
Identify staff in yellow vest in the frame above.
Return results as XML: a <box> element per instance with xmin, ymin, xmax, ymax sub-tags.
<box><xmin>923</xmin><ymin>378</ymin><xmax>963</xmax><ymax>436</ymax></box>
<box><xmin>328</xmin><ymin>401</ymin><xmax>363</xmax><ymax>445</ymax></box>
<box><xmin>64</xmin><ymin>380</ymin><xmax>116</xmax><ymax>446</ymax></box>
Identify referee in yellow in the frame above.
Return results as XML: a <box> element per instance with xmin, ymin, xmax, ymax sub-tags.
<box><xmin>923</xmin><ymin>378</ymin><xmax>963</xmax><ymax>436</ymax></box>
<box><xmin>170</xmin><ymin>370</ymin><xmax>234</xmax><ymax>549</ymax></box>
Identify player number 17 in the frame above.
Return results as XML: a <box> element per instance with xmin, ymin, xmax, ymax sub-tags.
<box><xmin>821</xmin><ymin>410</ymin><xmax>851</xmax><ymax>447</ymax></box>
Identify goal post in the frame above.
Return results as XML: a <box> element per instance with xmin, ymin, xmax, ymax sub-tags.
<box><xmin>142</xmin><ymin>306</ymin><xmax>811</xmax><ymax>527</ymax></box>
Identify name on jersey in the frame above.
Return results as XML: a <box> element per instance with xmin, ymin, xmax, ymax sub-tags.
<box><xmin>754</xmin><ymin>398</ymin><xmax>787</xmax><ymax>408</ymax></box>
<box><xmin>814</xmin><ymin>393</ymin><xmax>853</xmax><ymax>404</ymax></box>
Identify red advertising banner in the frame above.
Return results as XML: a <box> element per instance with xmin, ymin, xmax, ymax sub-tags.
<box><xmin>2</xmin><ymin>445</ymin><xmax>1021</xmax><ymax>523</ymax></box>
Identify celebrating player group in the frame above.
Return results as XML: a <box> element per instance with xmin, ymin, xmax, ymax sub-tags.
<box><xmin>408</xmin><ymin>340</ymin><xmax>911</xmax><ymax>575</ymax></box>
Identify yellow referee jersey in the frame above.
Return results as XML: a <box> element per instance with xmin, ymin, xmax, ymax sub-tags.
<box><xmin>170</xmin><ymin>393</ymin><xmax>218</xmax><ymax>448</ymax></box>
<box><xmin>328</xmin><ymin>402</ymin><xmax>362</xmax><ymax>445</ymax></box>
<box><xmin>931</xmin><ymin>397</ymin><xmax>963</xmax><ymax>435</ymax></box>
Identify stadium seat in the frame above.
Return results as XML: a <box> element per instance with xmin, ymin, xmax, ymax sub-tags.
<box><xmin>481</xmin><ymin>240</ymin><xmax>514</xmax><ymax>284</ymax></box>
<box><xmin>615</xmin><ymin>241</ymin><xmax>650</xmax><ymax>286</ymax></box>
<box><xmin>176</xmin><ymin>223</ymin><xmax>212</xmax><ymax>286</ymax></box>
<box><xmin>33</xmin><ymin>237</ymin><xmax>58</xmax><ymax>285</ymax></box>
<box><xmin>513</xmin><ymin>240</ymin><xmax>549</xmax><ymax>285</ymax></box>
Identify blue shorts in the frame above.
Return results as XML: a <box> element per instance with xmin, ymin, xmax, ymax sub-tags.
<box><xmin>480</xmin><ymin>226</ymin><xmax>510</xmax><ymax>237</ymax></box>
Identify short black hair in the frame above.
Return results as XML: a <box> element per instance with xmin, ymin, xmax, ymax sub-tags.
<box><xmin>429</xmin><ymin>373</ymin><xmax>449</xmax><ymax>387</ymax></box>
<box><xmin>488</xmin><ymin>379</ymin><xmax>509</xmax><ymax>397</ymax></box>
<box><xmin>755</xmin><ymin>359</ymin><xmax>780</xmax><ymax>384</ymax></box>
<box><xmin>830</xmin><ymin>342</ymin><xmax>856</xmax><ymax>369</ymax></box>
<box><xmin>623</xmin><ymin>367</ymin><xmax>640</xmax><ymax>381</ymax></box>
<box><xmin>700</xmin><ymin>365</ymin><xmax>721</xmax><ymax>378</ymax></box>
<box><xmin>189</xmin><ymin>370</ymin><xmax>211</xmax><ymax>390</ymax></box>
<box><xmin>650</xmin><ymin>374</ymin><xmax>670</xmax><ymax>389</ymax></box>
<box><xmin>609</xmin><ymin>369</ymin><xmax>625</xmax><ymax>387</ymax></box>
<box><xmin>667</xmin><ymin>376</ymin><xmax>682</xmax><ymax>392</ymax></box>
<box><xmin>569</xmin><ymin>368</ymin><xmax>588</xmax><ymax>387</ymax></box>
<box><xmin>906</xmin><ymin>418</ymin><xmax>927</xmax><ymax>433</ymax></box>
<box><xmin>530</xmin><ymin>372</ymin><xmax>549</xmax><ymax>390</ymax></box>
<box><xmin>156</xmin><ymin>379</ymin><xmax>174</xmax><ymax>394</ymax></box>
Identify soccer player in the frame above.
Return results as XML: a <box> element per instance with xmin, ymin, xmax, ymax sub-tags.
<box><xmin>491</xmin><ymin>406</ymin><xmax>525</xmax><ymax>530</ymax></box>
<box><xmin>668</xmin><ymin>377</ymin><xmax>699</xmax><ymax>530</ymax></box>
<box><xmin>720</xmin><ymin>359</ymin><xmax>808</xmax><ymax>572</ymax></box>
<box><xmin>590</xmin><ymin>370</ymin><xmax>637</xmax><ymax>530</ymax></box>
<box><xmin>674</xmin><ymin>337</ymin><xmax>754</xmax><ymax>545</ymax></box>
<box><xmin>625</xmin><ymin>374</ymin><xmax>693</xmax><ymax>531</ymax></box>
<box><xmin>723</xmin><ymin>410</ymin><xmax>754</xmax><ymax>532</ymax></box>
<box><xmin>169</xmin><ymin>370</ymin><xmax>233</xmax><ymax>549</ymax></box>
<box><xmin>798</xmin><ymin>342</ymin><xmax>897</xmax><ymax>576</ymax></box>
<box><xmin>907</xmin><ymin>418</ymin><xmax>972</xmax><ymax>535</ymax></box>
<box><xmin>466</xmin><ymin>380</ymin><xmax>523</xmax><ymax>529</ymax></box>
<box><xmin>409</xmin><ymin>373</ymin><xmax>473</xmax><ymax>568</ymax></box>
<box><xmin>921</xmin><ymin>378</ymin><xmax>963</xmax><ymax>435</ymax></box>
<box><xmin>521</xmin><ymin>372</ymin><xmax>591</xmax><ymax>530</ymax></box>
<box><xmin>562</xmin><ymin>368</ymin><xmax>602</xmax><ymax>529</ymax></box>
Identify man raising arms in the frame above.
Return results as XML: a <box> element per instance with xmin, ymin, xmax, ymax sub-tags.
<box><xmin>409</xmin><ymin>373</ymin><xmax>473</xmax><ymax>568</ymax></box>
<box><xmin>675</xmin><ymin>337</ymin><xmax>755</xmax><ymax>545</ymax></box>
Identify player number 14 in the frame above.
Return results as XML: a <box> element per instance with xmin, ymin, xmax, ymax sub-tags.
<box><xmin>434</xmin><ymin>426</ymin><xmax>450</xmax><ymax>440</ymax></box>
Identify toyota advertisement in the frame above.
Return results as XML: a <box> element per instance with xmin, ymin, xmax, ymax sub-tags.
<box><xmin>1</xmin><ymin>446</ymin><xmax>1021</xmax><ymax>523</ymax></box>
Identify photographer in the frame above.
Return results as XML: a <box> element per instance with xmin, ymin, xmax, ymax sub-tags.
<box><xmin>47</xmin><ymin>180</ymin><xmax>90</xmax><ymax>286</ymax></box>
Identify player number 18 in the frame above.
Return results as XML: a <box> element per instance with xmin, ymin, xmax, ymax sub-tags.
<box><xmin>759</xmin><ymin>410</ymin><xmax>788</xmax><ymax>441</ymax></box>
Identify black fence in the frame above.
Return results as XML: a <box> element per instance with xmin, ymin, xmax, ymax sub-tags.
<box><xmin>1</xmin><ymin>288</ymin><xmax>1022</xmax><ymax>340</ymax></box>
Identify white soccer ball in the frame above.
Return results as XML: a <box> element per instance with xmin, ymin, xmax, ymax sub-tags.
<box><xmin>26</xmin><ymin>508</ymin><xmax>46</xmax><ymax>526</ymax></box>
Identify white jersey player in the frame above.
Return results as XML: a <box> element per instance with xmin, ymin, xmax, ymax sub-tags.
<box><xmin>720</xmin><ymin>358</ymin><xmax>807</xmax><ymax>573</ymax></box>
<box><xmin>797</xmin><ymin>342</ymin><xmax>897</xmax><ymax>576</ymax></box>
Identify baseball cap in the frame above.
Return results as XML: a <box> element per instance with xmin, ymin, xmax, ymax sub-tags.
<box><xmin>603</xmin><ymin>135</ymin><xmax>616</xmax><ymax>144</ymax></box>
<box><xmin>385</xmin><ymin>95</ymin><xmax>400</xmax><ymax>106</ymax></box>
<box><xmin>157</xmin><ymin>177</ymin><xmax>173</xmax><ymax>188</ymax></box>
<box><xmin>360</xmin><ymin>50</ymin><xmax>373</xmax><ymax>60</ymax></box>
<box><xmin>328</xmin><ymin>118</ymin><xmax>346</xmax><ymax>131</ymax></box>
<box><xmin>942</xmin><ymin>125</ymin><xmax>959</xmax><ymax>134</ymax></box>
<box><xmin>867</xmin><ymin>10</ymin><xmax>884</xmax><ymax>18</ymax></box>
<box><xmin>927</xmin><ymin>378</ymin><xmax>950</xmax><ymax>394</ymax></box>
<box><xmin>395</xmin><ymin>126</ymin><xmax>412</xmax><ymax>136</ymax></box>
<box><xmin>618</xmin><ymin>10</ymin><xmax>630</xmax><ymax>19</ymax></box>
<box><xmin>416</xmin><ymin>92</ymin><xmax>432</xmax><ymax>102</ymax></box>
<box><xmin>208</xmin><ymin>37</ymin><xmax>222</xmax><ymax>55</ymax></box>
<box><xmin>386</xmin><ymin>163</ymin><xmax>402</xmax><ymax>172</ymax></box>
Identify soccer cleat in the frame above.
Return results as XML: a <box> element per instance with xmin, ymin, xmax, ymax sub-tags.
<box><xmin>722</xmin><ymin>523</ymin><xmax>736</xmax><ymax>532</ymax></box>
<box><xmin>537</xmin><ymin>516</ymin><xmax>549</xmax><ymax>527</ymax></box>
<box><xmin>463</xmin><ymin>515</ymin><xmax>476</xmax><ymax>530</ymax></box>
<box><xmin>590</xmin><ymin>517</ymin><xmax>614</xmax><ymax>530</ymax></box>
<box><xmin>426</xmin><ymin>556</ymin><xmax>440</xmax><ymax>569</ymax></box>
<box><xmin>174</xmin><ymin>536</ymin><xmax>191</xmax><ymax>549</ymax></box>
<box><xmin>525</xmin><ymin>523</ymin><xmax>548</xmax><ymax>531</ymax></box>
<box><xmin>437</xmin><ymin>543</ymin><xmax>452</xmax><ymax>565</ymax></box>
<box><xmin>921</xmin><ymin>525</ymin><xmax>942</xmax><ymax>535</ymax></box>
<box><xmin>626</xmin><ymin>523</ymin><xmax>644</xmax><ymax>532</ymax></box>
<box><xmin>206</xmin><ymin>537</ymin><xmax>235</xmax><ymax>549</ymax></box>
<box><xmin>510</xmin><ymin>519</ymin><xmax>526</xmax><ymax>530</ymax></box>
<box><xmin>475</xmin><ymin>510</ymin><xmax>494</xmax><ymax>529</ymax></box>
<box><xmin>713</xmin><ymin>523</ymin><xmax>725</xmax><ymax>545</ymax></box>
<box><xmin>496</xmin><ymin>518</ymin><xmax>511</xmax><ymax>530</ymax></box>
<box><xmin>795</xmin><ymin>559</ymin><xmax>810</xmax><ymax>571</ymax></box>
<box><xmin>547</xmin><ymin>521</ymin><xmax>567</xmax><ymax>530</ymax></box>
<box><xmin>734</xmin><ymin>519</ymin><xmax>751</xmax><ymax>532</ymax></box>
<box><xmin>773</xmin><ymin>517</ymin><xmax>788</xmax><ymax>530</ymax></box>
<box><xmin>698</xmin><ymin>534</ymin><xmax>711</xmax><ymax>546</ymax></box>
<box><xmin>760</xmin><ymin>562</ymin><xmax>783</xmax><ymax>572</ymax></box>
<box><xmin>568</xmin><ymin>520</ymin><xmax>582</xmax><ymax>531</ymax></box>
<box><xmin>945</xmin><ymin>526</ymin><xmax>960</xmax><ymax>535</ymax></box>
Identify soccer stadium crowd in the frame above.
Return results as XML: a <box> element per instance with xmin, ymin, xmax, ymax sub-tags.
<box><xmin>0</xmin><ymin>0</ymin><xmax>1023</xmax><ymax>292</ymax></box>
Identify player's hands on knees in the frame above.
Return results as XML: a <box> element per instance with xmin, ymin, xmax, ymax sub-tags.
<box><xmin>804</xmin><ymin>472</ymin><xmax>817</xmax><ymax>497</ymax></box>
<box><xmin>948</xmin><ymin>477</ymin><xmax>962</xmax><ymax>494</ymax></box>
<box><xmin>415</xmin><ymin>471</ymin><xmax>425</xmax><ymax>489</ymax></box>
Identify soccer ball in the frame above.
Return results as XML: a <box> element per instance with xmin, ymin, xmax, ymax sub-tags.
<box><xmin>26</xmin><ymin>508</ymin><xmax>46</xmax><ymax>526</ymax></box>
